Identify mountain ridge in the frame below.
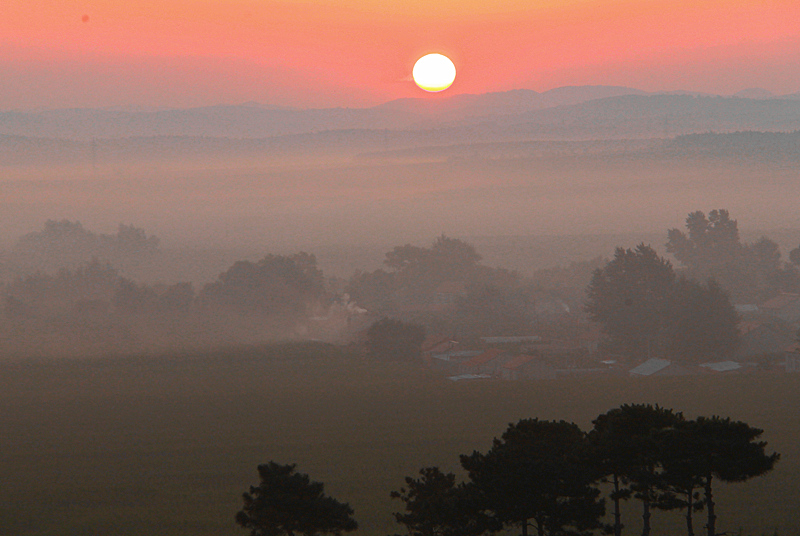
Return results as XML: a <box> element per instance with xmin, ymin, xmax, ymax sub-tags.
<box><xmin>4</xmin><ymin>86</ymin><xmax>800</xmax><ymax>142</ymax></box>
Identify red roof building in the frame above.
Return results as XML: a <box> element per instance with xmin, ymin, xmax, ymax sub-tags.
<box><xmin>501</xmin><ymin>354</ymin><xmax>556</xmax><ymax>380</ymax></box>
<box><xmin>459</xmin><ymin>348</ymin><xmax>511</xmax><ymax>376</ymax></box>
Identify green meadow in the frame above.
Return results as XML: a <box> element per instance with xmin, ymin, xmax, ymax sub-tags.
<box><xmin>2</xmin><ymin>346</ymin><xmax>798</xmax><ymax>536</ymax></box>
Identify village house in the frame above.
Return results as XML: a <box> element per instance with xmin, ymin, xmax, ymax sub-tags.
<box><xmin>629</xmin><ymin>358</ymin><xmax>691</xmax><ymax>377</ymax></box>
<box><xmin>421</xmin><ymin>334</ymin><xmax>458</xmax><ymax>362</ymax></box>
<box><xmin>699</xmin><ymin>360</ymin><xmax>745</xmax><ymax>374</ymax></box>
<box><xmin>458</xmin><ymin>348</ymin><xmax>512</xmax><ymax>376</ymax></box>
<box><xmin>429</xmin><ymin>350</ymin><xmax>482</xmax><ymax>372</ymax></box>
<box><xmin>501</xmin><ymin>354</ymin><xmax>557</xmax><ymax>380</ymax></box>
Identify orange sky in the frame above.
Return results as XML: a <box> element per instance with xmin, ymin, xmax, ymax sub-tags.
<box><xmin>3</xmin><ymin>0</ymin><xmax>800</xmax><ymax>108</ymax></box>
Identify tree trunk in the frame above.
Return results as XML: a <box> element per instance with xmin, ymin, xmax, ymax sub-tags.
<box><xmin>641</xmin><ymin>498</ymin><xmax>651</xmax><ymax>536</ymax></box>
<box><xmin>685</xmin><ymin>487</ymin><xmax>695</xmax><ymax>536</ymax></box>
<box><xmin>613</xmin><ymin>474</ymin><xmax>623</xmax><ymax>536</ymax></box>
<box><xmin>704</xmin><ymin>475</ymin><xmax>716</xmax><ymax>536</ymax></box>
<box><xmin>522</xmin><ymin>517</ymin><xmax>528</xmax><ymax>536</ymax></box>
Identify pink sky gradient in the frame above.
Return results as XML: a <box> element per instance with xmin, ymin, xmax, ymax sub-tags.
<box><xmin>2</xmin><ymin>0</ymin><xmax>800</xmax><ymax>109</ymax></box>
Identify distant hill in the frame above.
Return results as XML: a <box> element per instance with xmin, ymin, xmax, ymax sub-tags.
<box><xmin>497</xmin><ymin>94</ymin><xmax>800</xmax><ymax>138</ymax></box>
<box><xmin>733</xmin><ymin>88</ymin><xmax>775</xmax><ymax>99</ymax></box>
<box><xmin>0</xmin><ymin>85</ymin><xmax>648</xmax><ymax>140</ymax></box>
<box><xmin>0</xmin><ymin>105</ymin><xmax>418</xmax><ymax>141</ymax></box>
<box><xmin>376</xmin><ymin>85</ymin><xmax>648</xmax><ymax>119</ymax></box>
<box><xmin>668</xmin><ymin>130</ymin><xmax>800</xmax><ymax>159</ymax></box>
<box><xmin>4</xmin><ymin>129</ymin><xmax>800</xmax><ymax>170</ymax></box>
<box><xmin>4</xmin><ymin>89</ymin><xmax>800</xmax><ymax>145</ymax></box>
<box><xmin>357</xmin><ymin>131</ymin><xmax>800</xmax><ymax>163</ymax></box>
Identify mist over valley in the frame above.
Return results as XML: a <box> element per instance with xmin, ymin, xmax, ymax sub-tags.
<box><xmin>3</xmin><ymin>85</ymin><xmax>800</xmax><ymax>536</ymax></box>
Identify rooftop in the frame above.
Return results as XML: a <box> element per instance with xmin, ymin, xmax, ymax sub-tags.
<box><xmin>431</xmin><ymin>350</ymin><xmax>482</xmax><ymax>361</ymax></box>
<box><xmin>463</xmin><ymin>348</ymin><xmax>506</xmax><ymax>367</ymax></box>
<box><xmin>481</xmin><ymin>336</ymin><xmax>541</xmax><ymax>344</ymax></box>
<box><xmin>447</xmin><ymin>373</ymin><xmax>492</xmax><ymax>381</ymax></box>
<box><xmin>502</xmin><ymin>354</ymin><xmax>539</xmax><ymax>370</ymax></box>
<box><xmin>629</xmin><ymin>358</ymin><xmax>672</xmax><ymax>376</ymax></box>
<box><xmin>700</xmin><ymin>360</ymin><xmax>742</xmax><ymax>372</ymax></box>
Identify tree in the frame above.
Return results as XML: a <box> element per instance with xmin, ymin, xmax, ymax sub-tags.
<box><xmin>200</xmin><ymin>253</ymin><xmax>326</xmax><ymax>319</ymax></box>
<box><xmin>236</xmin><ymin>462</ymin><xmax>358</xmax><ymax>536</ymax></box>
<box><xmin>460</xmin><ymin>419</ymin><xmax>605</xmax><ymax>536</ymax></box>
<box><xmin>113</xmin><ymin>278</ymin><xmax>158</xmax><ymax>313</ymax></box>
<box><xmin>350</xmin><ymin>235</ymin><xmax>510</xmax><ymax>316</ymax></box>
<box><xmin>666</xmin><ymin>210</ymin><xmax>790</xmax><ymax>301</ymax></box>
<box><xmin>789</xmin><ymin>244</ymin><xmax>800</xmax><ymax>266</ymax></box>
<box><xmin>385</xmin><ymin>244</ymin><xmax>429</xmax><ymax>272</ymax></box>
<box><xmin>656</xmin><ymin>425</ymin><xmax>706</xmax><ymax>536</ymax></box>
<box><xmin>390</xmin><ymin>467</ymin><xmax>499</xmax><ymax>536</ymax></box>
<box><xmin>454</xmin><ymin>283</ymin><xmax>532</xmax><ymax>337</ymax></box>
<box><xmin>428</xmin><ymin>234</ymin><xmax>482</xmax><ymax>279</ymax></box>
<box><xmin>666</xmin><ymin>209</ymin><xmax>741</xmax><ymax>284</ymax></box>
<box><xmin>12</xmin><ymin>219</ymin><xmax>161</xmax><ymax>273</ymax></box>
<box><xmin>586</xmin><ymin>245</ymin><xmax>740</xmax><ymax>364</ymax></box>
<box><xmin>386</xmin><ymin>235</ymin><xmax>483</xmax><ymax>306</ymax></box>
<box><xmin>659</xmin><ymin>417</ymin><xmax>779</xmax><ymax>536</ymax></box>
<box><xmin>585</xmin><ymin>244</ymin><xmax>675</xmax><ymax>360</ymax></box>
<box><xmin>589</xmin><ymin>405</ymin><xmax>684</xmax><ymax>536</ymax></box>
<box><xmin>365</xmin><ymin>317</ymin><xmax>426</xmax><ymax>361</ymax></box>
<box><xmin>346</xmin><ymin>269</ymin><xmax>397</xmax><ymax>314</ymax></box>
<box><xmin>664</xmin><ymin>278</ymin><xmax>739</xmax><ymax>364</ymax></box>
<box><xmin>113</xmin><ymin>223</ymin><xmax>160</xmax><ymax>255</ymax></box>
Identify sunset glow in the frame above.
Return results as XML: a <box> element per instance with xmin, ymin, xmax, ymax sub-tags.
<box><xmin>2</xmin><ymin>0</ymin><xmax>800</xmax><ymax>108</ymax></box>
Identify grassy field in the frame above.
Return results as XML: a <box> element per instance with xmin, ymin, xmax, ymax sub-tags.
<box><xmin>1</xmin><ymin>346</ymin><xmax>798</xmax><ymax>536</ymax></box>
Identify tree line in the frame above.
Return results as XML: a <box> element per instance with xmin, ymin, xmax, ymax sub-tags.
<box><xmin>0</xmin><ymin>250</ymin><xmax>329</xmax><ymax>355</ymax></box>
<box><xmin>5</xmin><ymin>209</ymin><xmax>800</xmax><ymax>357</ymax></box>
<box><xmin>235</xmin><ymin>405</ymin><xmax>778</xmax><ymax>536</ymax></box>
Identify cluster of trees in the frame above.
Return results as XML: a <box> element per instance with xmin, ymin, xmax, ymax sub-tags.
<box><xmin>235</xmin><ymin>405</ymin><xmax>778</xmax><ymax>536</ymax></box>
<box><xmin>585</xmin><ymin>244</ymin><xmax>740</xmax><ymax>363</ymax></box>
<box><xmin>7</xmin><ymin>209</ymin><xmax>800</xmax><ymax>358</ymax></box>
<box><xmin>9</xmin><ymin>219</ymin><xmax>160</xmax><ymax>274</ymax></box>
<box><xmin>198</xmin><ymin>252</ymin><xmax>327</xmax><ymax>319</ymax></box>
<box><xmin>348</xmin><ymin>209</ymin><xmax>800</xmax><ymax>351</ymax></box>
<box><xmin>347</xmin><ymin>235</ymin><xmax>572</xmax><ymax>341</ymax></box>
<box><xmin>397</xmin><ymin>407</ymin><xmax>777</xmax><ymax>536</ymax></box>
<box><xmin>667</xmin><ymin>209</ymin><xmax>800</xmax><ymax>303</ymax></box>
<box><xmin>0</xmin><ymin>250</ymin><xmax>330</xmax><ymax>355</ymax></box>
<box><xmin>348</xmin><ymin>234</ymin><xmax>514</xmax><ymax>312</ymax></box>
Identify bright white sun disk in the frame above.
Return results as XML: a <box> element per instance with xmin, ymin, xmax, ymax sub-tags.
<box><xmin>413</xmin><ymin>54</ymin><xmax>456</xmax><ymax>92</ymax></box>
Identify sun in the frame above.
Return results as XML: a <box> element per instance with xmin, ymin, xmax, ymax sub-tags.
<box><xmin>412</xmin><ymin>54</ymin><xmax>456</xmax><ymax>92</ymax></box>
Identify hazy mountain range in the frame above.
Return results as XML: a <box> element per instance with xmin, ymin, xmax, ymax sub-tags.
<box><xmin>3</xmin><ymin>85</ymin><xmax>800</xmax><ymax>143</ymax></box>
<box><xmin>3</xmin><ymin>84</ymin><xmax>800</xmax><ymax>172</ymax></box>
<box><xmin>3</xmin><ymin>85</ymin><xmax>800</xmax><ymax>268</ymax></box>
